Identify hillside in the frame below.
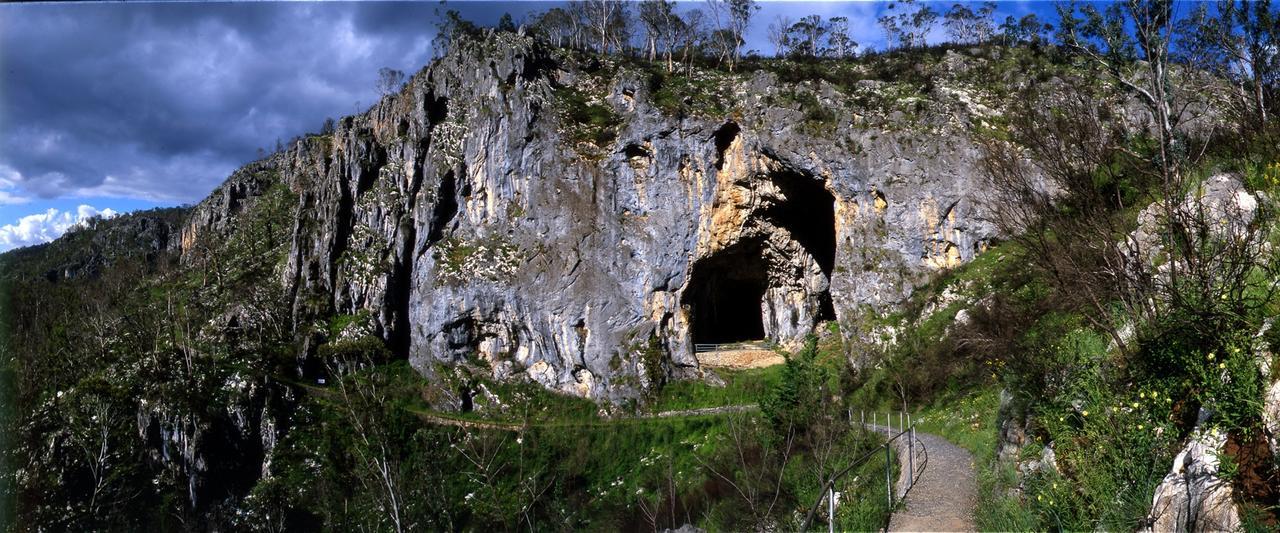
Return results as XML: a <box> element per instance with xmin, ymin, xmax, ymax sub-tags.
<box><xmin>2</xmin><ymin>16</ymin><xmax>1279</xmax><ymax>532</ymax></box>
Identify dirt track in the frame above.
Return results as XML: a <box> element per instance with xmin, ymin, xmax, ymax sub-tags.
<box><xmin>696</xmin><ymin>348</ymin><xmax>785</xmax><ymax>369</ymax></box>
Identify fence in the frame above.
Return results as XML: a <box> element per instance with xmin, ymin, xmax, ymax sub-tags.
<box><xmin>798</xmin><ymin>410</ymin><xmax>927</xmax><ymax>532</ymax></box>
<box><xmin>692</xmin><ymin>341</ymin><xmax>771</xmax><ymax>353</ymax></box>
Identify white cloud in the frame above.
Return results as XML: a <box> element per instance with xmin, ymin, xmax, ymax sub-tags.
<box><xmin>0</xmin><ymin>165</ymin><xmax>31</xmax><ymax>206</ymax></box>
<box><xmin>0</xmin><ymin>205</ymin><xmax>118</xmax><ymax>252</ymax></box>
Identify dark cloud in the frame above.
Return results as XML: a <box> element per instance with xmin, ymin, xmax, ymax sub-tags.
<box><xmin>0</xmin><ymin>2</ymin><xmax>476</xmax><ymax>203</ymax></box>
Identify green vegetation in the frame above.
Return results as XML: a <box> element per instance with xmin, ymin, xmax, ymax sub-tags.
<box><xmin>246</xmin><ymin>338</ymin><xmax>896</xmax><ymax>531</ymax></box>
<box><xmin>0</xmin><ymin>258</ymin><xmax>13</xmax><ymax>532</ymax></box>
<box><xmin>553</xmin><ymin>84</ymin><xmax>621</xmax><ymax>147</ymax></box>
<box><xmin>649</xmin><ymin>366</ymin><xmax>782</xmax><ymax>412</ymax></box>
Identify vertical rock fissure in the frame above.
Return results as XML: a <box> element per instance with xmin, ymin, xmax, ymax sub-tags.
<box><xmin>426</xmin><ymin>169</ymin><xmax>459</xmax><ymax>246</ymax></box>
<box><xmin>712</xmin><ymin>122</ymin><xmax>740</xmax><ymax>171</ymax></box>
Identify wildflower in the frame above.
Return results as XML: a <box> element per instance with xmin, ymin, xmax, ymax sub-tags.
<box><xmin>1037</xmin><ymin>494</ymin><xmax>1043</xmax><ymax>502</ymax></box>
<box><xmin>1219</xmin><ymin>362</ymin><xmax>1226</xmax><ymax>370</ymax></box>
<box><xmin>1151</xmin><ymin>391</ymin><xmax>1158</xmax><ymax>399</ymax></box>
<box><xmin>1138</xmin><ymin>424</ymin><xmax>1144</xmax><ymax>430</ymax></box>
<box><xmin>1058</xmin><ymin>416</ymin><xmax>1064</xmax><ymax>422</ymax></box>
<box><xmin>1208</xmin><ymin>352</ymin><xmax>1216</xmax><ymax>361</ymax></box>
<box><xmin>1082</xmin><ymin>410</ymin><xmax>1089</xmax><ymax>417</ymax></box>
<box><xmin>1140</xmin><ymin>392</ymin><xmax>1146</xmax><ymax>399</ymax></box>
<box><xmin>1132</xmin><ymin>402</ymin><xmax>1139</xmax><ymax>409</ymax></box>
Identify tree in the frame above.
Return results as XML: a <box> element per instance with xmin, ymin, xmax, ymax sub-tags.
<box><xmin>321</xmin><ymin>117</ymin><xmax>335</xmax><ymax>135</ymax></box>
<box><xmin>945</xmin><ymin>2</ymin><xmax>997</xmax><ymax>44</ymax></box>
<box><xmin>531</xmin><ymin>8</ymin><xmax>575</xmax><ymax>48</ymax></box>
<box><xmin>431</xmin><ymin>9</ymin><xmax>481</xmax><ymax>58</ymax></box>
<box><xmin>786</xmin><ymin>15</ymin><xmax>828</xmax><ymax>58</ymax></box>
<box><xmin>999</xmin><ymin>13</ymin><xmax>1049</xmax><ymax>46</ymax></box>
<box><xmin>1057</xmin><ymin>0</ymin><xmax>1186</xmax><ymax>190</ymax></box>
<box><xmin>766</xmin><ymin>15</ymin><xmax>794</xmax><ymax>57</ymax></box>
<box><xmin>582</xmin><ymin>0</ymin><xmax>629</xmax><ymax>55</ymax></box>
<box><xmin>707</xmin><ymin>0</ymin><xmax>756</xmax><ymax>70</ymax></box>
<box><xmin>827</xmin><ymin>16</ymin><xmax>857</xmax><ymax>58</ymax></box>
<box><xmin>638</xmin><ymin>0</ymin><xmax>676</xmax><ymax>62</ymax></box>
<box><xmin>496</xmin><ymin>12</ymin><xmax>517</xmax><ymax>33</ymax></box>
<box><xmin>944</xmin><ymin>3</ymin><xmax>978</xmax><ymax>44</ymax></box>
<box><xmin>327</xmin><ymin>352</ymin><xmax>410</xmax><ymax>533</ymax></box>
<box><xmin>376</xmin><ymin>68</ymin><xmax>406</xmax><ymax>97</ymax></box>
<box><xmin>676</xmin><ymin>8</ymin><xmax>709</xmax><ymax>75</ymax></box>
<box><xmin>880</xmin><ymin>0</ymin><xmax>939</xmax><ymax>50</ymax></box>
<box><xmin>1184</xmin><ymin>0</ymin><xmax>1278</xmax><ymax>128</ymax></box>
<box><xmin>656</xmin><ymin>3</ymin><xmax>686</xmax><ymax>71</ymax></box>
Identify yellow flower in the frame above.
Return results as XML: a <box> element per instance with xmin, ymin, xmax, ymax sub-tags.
<box><xmin>1052</xmin><ymin>482</ymin><xmax>1058</xmax><ymax>489</ymax></box>
<box><xmin>1082</xmin><ymin>410</ymin><xmax>1090</xmax><ymax>417</ymax></box>
<box><xmin>1132</xmin><ymin>402</ymin><xmax>1139</xmax><ymax>409</ymax></box>
<box><xmin>1037</xmin><ymin>494</ymin><xmax>1043</xmax><ymax>502</ymax></box>
<box><xmin>1138</xmin><ymin>424</ymin><xmax>1144</xmax><ymax>430</ymax></box>
<box><xmin>1140</xmin><ymin>392</ymin><xmax>1146</xmax><ymax>399</ymax></box>
<box><xmin>1208</xmin><ymin>352</ymin><xmax>1216</xmax><ymax>361</ymax></box>
<box><xmin>1151</xmin><ymin>391</ymin><xmax>1158</xmax><ymax>399</ymax></box>
<box><xmin>1219</xmin><ymin>362</ymin><xmax>1226</xmax><ymax>369</ymax></box>
<box><xmin>1058</xmin><ymin>416</ymin><xmax>1064</xmax><ymax>422</ymax></box>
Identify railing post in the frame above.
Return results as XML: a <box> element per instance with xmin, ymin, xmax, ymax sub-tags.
<box><xmin>907</xmin><ymin>413</ymin><xmax>914</xmax><ymax>489</ymax></box>
<box><xmin>885</xmin><ymin>443</ymin><xmax>893</xmax><ymax>509</ymax></box>
<box><xmin>828</xmin><ymin>487</ymin><xmax>835</xmax><ymax>533</ymax></box>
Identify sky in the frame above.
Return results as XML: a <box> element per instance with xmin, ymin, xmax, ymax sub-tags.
<box><xmin>0</xmin><ymin>1</ymin><xmax>1059</xmax><ymax>253</ymax></box>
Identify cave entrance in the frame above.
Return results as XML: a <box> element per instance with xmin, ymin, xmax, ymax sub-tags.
<box><xmin>686</xmin><ymin>241</ymin><xmax>769</xmax><ymax>344</ymax></box>
<box><xmin>685</xmin><ymin>169</ymin><xmax>838</xmax><ymax>346</ymax></box>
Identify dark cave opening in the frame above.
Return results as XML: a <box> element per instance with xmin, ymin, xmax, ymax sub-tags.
<box><xmin>767</xmin><ymin>170</ymin><xmax>837</xmax><ymax>277</ymax></box>
<box><xmin>685</xmin><ymin>241</ymin><xmax>768</xmax><ymax>344</ymax></box>
<box><xmin>686</xmin><ymin>169</ymin><xmax>838</xmax><ymax>345</ymax></box>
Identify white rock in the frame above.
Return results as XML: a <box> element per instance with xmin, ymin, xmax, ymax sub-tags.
<box><xmin>1142</xmin><ymin>427</ymin><xmax>1240</xmax><ymax>533</ymax></box>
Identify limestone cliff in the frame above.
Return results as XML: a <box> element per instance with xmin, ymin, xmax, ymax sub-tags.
<box><xmin>179</xmin><ymin>33</ymin><xmax>1012</xmax><ymax>402</ymax></box>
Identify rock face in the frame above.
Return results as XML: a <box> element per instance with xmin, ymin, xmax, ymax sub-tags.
<box><xmin>179</xmin><ymin>33</ymin><xmax>1005</xmax><ymax>401</ymax></box>
<box><xmin>1143</xmin><ymin>426</ymin><xmax>1241</xmax><ymax>533</ymax></box>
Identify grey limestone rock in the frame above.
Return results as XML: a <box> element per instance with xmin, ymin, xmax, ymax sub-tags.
<box><xmin>179</xmin><ymin>32</ymin><xmax>1013</xmax><ymax>402</ymax></box>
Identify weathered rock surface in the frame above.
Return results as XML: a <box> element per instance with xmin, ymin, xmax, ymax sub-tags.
<box><xmin>177</xmin><ymin>33</ymin><xmax>1014</xmax><ymax>402</ymax></box>
<box><xmin>1143</xmin><ymin>425</ymin><xmax>1241</xmax><ymax>533</ymax></box>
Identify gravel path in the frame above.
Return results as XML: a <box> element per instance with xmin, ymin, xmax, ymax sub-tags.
<box><xmin>870</xmin><ymin>424</ymin><xmax>977</xmax><ymax>532</ymax></box>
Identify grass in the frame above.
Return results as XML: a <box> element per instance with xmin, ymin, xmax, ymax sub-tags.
<box><xmin>554</xmin><ymin>85</ymin><xmax>620</xmax><ymax>147</ymax></box>
<box><xmin>912</xmin><ymin>388</ymin><xmax>1001</xmax><ymax>463</ymax></box>
<box><xmin>649</xmin><ymin>365</ymin><xmax>784</xmax><ymax>412</ymax></box>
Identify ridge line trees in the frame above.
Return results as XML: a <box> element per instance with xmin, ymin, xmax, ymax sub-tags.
<box><xmin>879</xmin><ymin>0</ymin><xmax>940</xmax><ymax>50</ymax></box>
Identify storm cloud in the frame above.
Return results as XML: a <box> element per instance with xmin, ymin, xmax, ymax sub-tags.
<box><xmin>0</xmin><ymin>2</ymin><xmax>464</xmax><ymax>205</ymax></box>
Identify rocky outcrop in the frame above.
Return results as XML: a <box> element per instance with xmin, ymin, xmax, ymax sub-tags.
<box><xmin>1143</xmin><ymin>425</ymin><xmax>1241</xmax><ymax>533</ymax></box>
<box><xmin>179</xmin><ymin>33</ymin><xmax>1013</xmax><ymax>401</ymax></box>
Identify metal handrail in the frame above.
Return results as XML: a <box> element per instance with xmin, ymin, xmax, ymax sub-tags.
<box><xmin>693</xmin><ymin>341</ymin><xmax>770</xmax><ymax>353</ymax></box>
<box><xmin>798</xmin><ymin>411</ymin><xmax>926</xmax><ymax>532</ymax></box>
